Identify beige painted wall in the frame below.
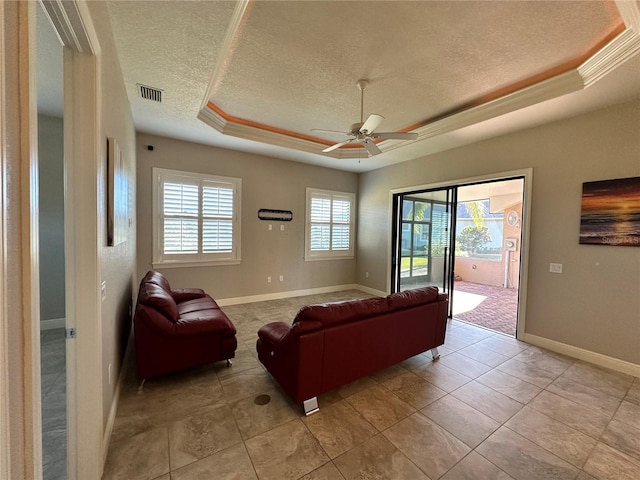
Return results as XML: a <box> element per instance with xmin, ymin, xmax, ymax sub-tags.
<box><xmin>136</xmin><ymin>133</ymin><xmax>358</xmax><ymax>300</ymax></box>
<box><xmin>358</xmin><ymin>99</ymin><xmax>640</xmax><ymax>364</ymax></box>
<box><xmin>86</xmin><ymin>1</ymin><xmax>137</xmax><ymax>431</ymax></box>
<box><xmin>455</xmin><ymin>258</ymin><xmax>503</xmax><ymax>286</ymax></box>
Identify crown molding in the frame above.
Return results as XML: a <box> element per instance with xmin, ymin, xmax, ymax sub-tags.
<box><xmin>413</xmin><ymin>69</ymin><xmax>584</xmax><ymax>141</ymax></box>
<box><xmin>198</xmin><ymin>103</ymin><xmax>370</xmax><ymax>159</ymax></box>
<box><xmin>199</xmin><ymin>0</ymin><xmax>250</xmax><ymax>112</ymax></box>
<box><xmin>197</xmin><ymin>21</ymin><xmax>639</xmax><ymax>159</ymax></box>
<box><xmin>616</xmin><ymin>0</ymin><xmax>640</xmax><ymax>33</ymax></box>
<box><xmin>579</xmin><ymin>28</ymin><xmax>640</xmax><ymax>87</ymax></box>
<box><xmin>197</xmin><ymin>105</ymin><xmax>226</xmax><ymax>132</ymax></box>
<box><xmin>198</xmin><ymin>68</ymin><xmax>582</xmax><ymax>158</ymax></box>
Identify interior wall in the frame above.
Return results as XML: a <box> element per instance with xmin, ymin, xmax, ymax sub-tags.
<box><xmin>358</xmin><ymin>99</ymin><xmax>640</xmax><ymax>365</ymax></box>
<box><xmin>136</xmin><ymin>133</ymin><xmax>358</xmax><ymax>300</ymax></box>
<box><xmin>37</xmin><ymin>114</ymin><xmax>65</xmax><ymax>322</ymax></box>
<box><xmin>86</xmin><ymin>1</ymin><xmax>137</xmax><ymax>431</ymax></box>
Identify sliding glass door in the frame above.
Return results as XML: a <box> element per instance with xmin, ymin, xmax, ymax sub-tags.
<box><xmin>391</xmin><ymin>187</ymin><xmax>457</xmax><ymax>315</ymax></box>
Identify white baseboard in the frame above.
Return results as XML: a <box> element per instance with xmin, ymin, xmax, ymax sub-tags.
<box><xmin>216</xmin><ymin>284</ymin><xmax>384</xmax><ymax>306</ymax></box>
<box><xmin>41</xmin><ymin>317</ymin><xmax>65</xmax><ymax>330</ymax></box>
<box><xmin>521</xmin><ymin>333</ymin><xmax>640</xmax><ymax>378</ymax></box>
<box><xmin>355</xmin><ymin>284</ymin><xmax>388</xmax><ymax>297</ymax></box>
<box><xmin>102</xmin><ymin>329</ymin><xmax>134</xmax><ymax>466</ymax></box>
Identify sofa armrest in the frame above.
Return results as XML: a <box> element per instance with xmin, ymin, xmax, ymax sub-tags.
<box><xmin>258</xmin><ymin>322</ymin><xmax>292</xmax><ymax>345</ymax></box>
<box><xmin>258</xmin><ymin>320</ymin><xmax>322</xmax><ymax>348</ymax></box>
<box><xmin>172</xmin><ymin>288</ymin><xmax>206</xmax><ymax>303</ymax></box>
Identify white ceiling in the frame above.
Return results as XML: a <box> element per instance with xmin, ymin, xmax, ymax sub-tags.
<box><xmin>50</xmin><ymin>1</ymin><xmax>640</xmax><ymax>173</ymax></box>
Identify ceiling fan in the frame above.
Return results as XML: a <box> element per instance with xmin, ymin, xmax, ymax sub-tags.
<box><xmin>313</xmin><ymin>79</ymin><xmax>418</xmax><ymax>157</ymax></box>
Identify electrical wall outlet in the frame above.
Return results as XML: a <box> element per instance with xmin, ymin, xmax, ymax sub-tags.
<box><xmin>279</xmin><ymin>275</ymin><xmax>284</xmax><ymax>282</ymax></box>
<box><xmin>267</xmin><ymin>276</ymin><xmax>272</xmax><ymax>283</ymax></box>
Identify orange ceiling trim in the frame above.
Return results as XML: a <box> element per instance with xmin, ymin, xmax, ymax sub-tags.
<box><xmin>206</xmin><ymin>101</ymin><xmax>335</xmax><ymax>147</ymax></box>
<box><xmin>403</xmin><ymin>22</ymin><xmax>627</xmax><ymax>132</ymax></box>
<box><xmin>207</xmin><ymin>21</ymin><xmax>626</xmax><ymax>149</ymax></box>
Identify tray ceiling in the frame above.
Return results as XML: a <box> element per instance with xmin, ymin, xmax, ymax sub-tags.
<box><xmin>107</xmin><ymin>0</ymin><xmax>640</xmax><ymax>172</ymax></box>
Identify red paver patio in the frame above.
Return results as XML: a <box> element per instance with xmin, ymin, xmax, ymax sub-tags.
<box><xmin>452</xmin><ymin>281</ymin><xmax>518</xmax><ymax>336</ymax></box>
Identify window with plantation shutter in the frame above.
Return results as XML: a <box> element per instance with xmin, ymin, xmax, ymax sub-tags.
<box><xmin>153</xmin><ymin>168</ymin><xmax>241</xmax><ymax>267</ymax></box>
<box><xmin>305</xmin><ymin>188</ymin><xmax>355</xmax><ymax>260</ymax></box>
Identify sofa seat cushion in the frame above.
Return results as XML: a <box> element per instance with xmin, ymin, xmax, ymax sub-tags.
<box><xmin>138</xmin><ymin>283</ymin><xmax>179</xmax><ymax>321</ymax></box>
<box><xmin>177</xmin><ymin>296</ymin><xmax>220</xmax><ymax>315</ymax></box>
<box><xmin>387</xmin><ymin>286</ymin><xmax>439</xmax><ymax>310</ymax></box>
<box><xmin>293</xmin><ymin>296</ymin><xmax>388</xmax><ymax>328</ymax></box>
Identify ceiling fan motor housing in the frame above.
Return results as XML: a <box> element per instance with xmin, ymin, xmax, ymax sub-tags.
<box><xmin>350</xmin><ymin>122</ymin><xmax>364</xmax><ymax>134</ymax></box>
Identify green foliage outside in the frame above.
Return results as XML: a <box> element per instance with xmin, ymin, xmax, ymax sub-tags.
<box><xmin>456</xmin><ymin>225</ymin><xmax>492</xmax><ymax>255</ymax></box>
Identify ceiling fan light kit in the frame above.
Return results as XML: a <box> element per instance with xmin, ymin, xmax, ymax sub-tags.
<box><xmin>315</xmin><ymin>79</ymin><xmax>418</xmax><ymax>157</ymax></box>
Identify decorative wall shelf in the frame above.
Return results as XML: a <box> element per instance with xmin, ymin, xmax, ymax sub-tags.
<box><xmin>258</xmin><ymin>209</ymin><xmax>293</xmax><ymax>221</ymax></box>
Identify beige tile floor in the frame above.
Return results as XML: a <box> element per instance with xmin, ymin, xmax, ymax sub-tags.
<box><xmin>103</xmin><ymin>290</ymin><xmax>640</xmax><ymax>480</ymax></box>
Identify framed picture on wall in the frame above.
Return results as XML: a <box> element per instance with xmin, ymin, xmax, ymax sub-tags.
<box><xmin>579</xmin><ymin>176</ymin><xmax>640</xmax><ymax>247</ymax></box>
<box><xmin>107</xmin><ymin>137</ymin><xmax>129</xmax><ymax>246</ymax></box>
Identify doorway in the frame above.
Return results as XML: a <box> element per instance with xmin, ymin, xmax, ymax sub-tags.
<box><xmin>36</xmin><ymin>3</ymin><xmax>66</xmax><ymax>478</ymax></box>
<box><xmin>391</xmin><ymin>176</ymin><xmax>526</xmax><ymax>337</ymax></box>
<box><xmin>391</xmin><ymin>186</ymin><xmax>457</xmax><ymax>315</ymax></box>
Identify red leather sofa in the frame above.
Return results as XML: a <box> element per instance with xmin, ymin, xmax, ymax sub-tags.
<box><xmin>256</xmin><ymin>286</ymin><xmax>448</xmax><ymax>414</ymax></box>
<box><xmin>134</xmin><ymin>270</ymin><xmax>237</xmax><ymax>380</ymax></box>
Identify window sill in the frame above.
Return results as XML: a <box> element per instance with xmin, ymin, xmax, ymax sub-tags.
<box><xmin>152</xmin><ymin>259</ymin><xmax>241</xmax><ymax>269</ymax></box>
<box><xmin>304</xmin><ymin>255</ymin><xmax>355</xmax><ymax>262</ymax></box>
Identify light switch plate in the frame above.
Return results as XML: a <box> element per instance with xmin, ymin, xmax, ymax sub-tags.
<box><xmin>549</xmin><ymin>263</ymin><xmax>563</xmax><ymax>274</ymax></box>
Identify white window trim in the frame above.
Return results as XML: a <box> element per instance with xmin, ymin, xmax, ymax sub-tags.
<box><xmin>305</xmin><ymin>187</ymin><xmax>355</xmax><ymax>261</ymax></box>
<box><xmin>152</xmin><ymin>167</ymin><xmax>241</xmax><ymax>267</ymax></box>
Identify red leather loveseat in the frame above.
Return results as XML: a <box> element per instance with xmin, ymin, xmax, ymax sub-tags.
<box><xmin>256</xmin><ymin>286</ymin><xmax>448</xmax><ymax>414</ymax></box>
<box><xmin>134</xmin><ymin>271</ymin><xmax>237</xmax><ymax>380</ymax></box>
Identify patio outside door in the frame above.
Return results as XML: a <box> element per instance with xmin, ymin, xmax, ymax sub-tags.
<box><xmin>391</xmin><ymin>176</ymin><xmax>526</xmax><ymax>337</ymax></box>
<box><xmin>391</xmin><ymin>187</ymin><xmax>457</xmax><ymax>316</ymax></box>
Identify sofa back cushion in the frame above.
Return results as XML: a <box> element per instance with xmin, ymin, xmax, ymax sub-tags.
<box><xmin>141</xmin><ymin>270</ymin><xmax>172</xmax><ymax>294</ymax></box>
<box><xmin>387</xmin><ymin>286</ymin><xmax>439</xmax><ymax>310</ymax></box>
<box><xmin>294</xmin><ymin>296</ymin><xmax>388</xmax><ymax>329</ymax></box>
<box><xmin>138</xmin><ymin>283</ymin><xmax>179</xmax><ymax>322</ymax></box>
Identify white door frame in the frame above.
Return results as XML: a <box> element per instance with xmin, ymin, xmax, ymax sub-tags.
<box><xmin>0</xmin><ymin>2</ymin><xmax>42</xmax><ymax>478</ymax></box>
<box><xmin>0</xmin><ymin>0</ymin><xmax>104</xmax><ymax>477</ymax></box>
<box><xmin>40</xmin><ymin>1</ymin><xmax>104</xmax><ymax>478</ymax></box>
<box><xmin>388</xmin><ymin>168</ymin><xmax>533</xmax><ymax>338</ymax></box>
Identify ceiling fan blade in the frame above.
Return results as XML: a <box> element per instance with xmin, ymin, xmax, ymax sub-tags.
<box><xmin>372</xmin><ymin>132</ymin><xmax>418</xmax><ymax>140</ymax></box>
<box><xmin>360</xmin><ymin>114</ymin><xmax>384</xmax><ymax>134</ymax></box>
<box><xmin>322</xmin><ymin>139</ymin><xmax>354</xmax><ymax>153</ymax></box>
<box><xmin>363</xmin><ymin>139</ymin><xmax>382</xmax><ymax>156</ymax></box>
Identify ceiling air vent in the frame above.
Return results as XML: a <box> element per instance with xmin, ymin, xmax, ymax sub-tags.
<box><xmin>137</xmin><ymin>83</ymin><xmax>163</xmax><ymax>103</ymax></box>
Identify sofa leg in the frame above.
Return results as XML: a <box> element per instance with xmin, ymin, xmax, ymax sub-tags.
<box><xmin>138</xmin><ymin>379</ymin><xmax>146</xmax><ymax>393</ymax></box>
<box><xmin>226</xmin><ymin>359</ymin><xmax>233</xmax><ymax>367</ymax></box>
<box><xmin>302</xmin><ymin>397</ymin><xmax>319</xmax><ymax>416</ymax></box>
<box><xmin>431</xmin><ymin>347</ymin><xmax>441</xmax><ymax>360</ymax></box>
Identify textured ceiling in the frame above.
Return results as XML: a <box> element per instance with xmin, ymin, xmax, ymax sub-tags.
<box><xmin>209</xmin><ymin>0</ymin><xmax>621</xmax><ymax>135</ymax></box>
<box><xmin>106</xmin><ymin>0</ymin><xmax>640</xmax><ymax>172</ymax></box>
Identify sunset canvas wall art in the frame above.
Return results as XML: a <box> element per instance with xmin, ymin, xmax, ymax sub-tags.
<box><xmin>579</xmin><ymin>176</ymin><xmax>640</xmax><ymax>247</ymax></box>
